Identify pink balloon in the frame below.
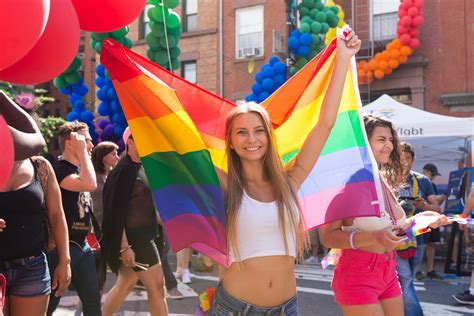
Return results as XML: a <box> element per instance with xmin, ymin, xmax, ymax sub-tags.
<box><xmin>0</xmin><ymin>0</ymin><xmax>50</xmax><ymax>71</ymax></box>
<box><xmin>71</xmin><ymin>0</ymin><xmax>147</xmax><ymax>32</ymax></box>
<box><xmin>0</xmin><ymin>0</ymin><xmax>80</xmax><ymax>85</ymax></box>
<box><xmin>0</xmin><ymin>116</ymin><xmax>14</xmax><ymax>191</ymax></box>
<box><xmin>400</xmin><ymin>34</ymin><xmax>412</xmax><ymax>45</ymax></box>
<box><xmin>409</xmin><ymin>38</ymin><xmax>420</xmax><ymax>49</ymax></box>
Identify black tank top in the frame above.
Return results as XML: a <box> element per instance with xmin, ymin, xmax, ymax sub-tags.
<box><xmin>0</xmin><ymin>169</ymin><xmax>45</xmax><ymax>260</ymax></box>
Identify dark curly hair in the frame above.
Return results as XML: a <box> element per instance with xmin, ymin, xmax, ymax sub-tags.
<box><xmin>363</xmin><ymin>114</ymin><xmax>405</xmax><ymax>189</ymax></box>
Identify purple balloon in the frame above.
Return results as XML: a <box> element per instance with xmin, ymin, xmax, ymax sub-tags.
<box><xmin>98</xmin><ymin>118</ymin><xmax>110</xmax><ymax>129</ymax></box>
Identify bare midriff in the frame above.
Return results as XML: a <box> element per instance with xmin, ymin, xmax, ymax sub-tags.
<box><xmin>221</xmin><ymin>255</ymin><xmax>296</xmax><ymax>307</ymax></box>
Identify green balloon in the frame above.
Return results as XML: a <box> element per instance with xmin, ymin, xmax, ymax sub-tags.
<box><xmin>315</xmin><ymin>11</ymin><xmax>327</xmax><ymax>23</ymax></box>
<box><xmin>123</xmin><ymin>37</ymin><xmax>133</xmax><ymax>49</ymax></box>
<box><xmin>152</xmin><ymin>5</ymin><xmax>169</xmax><ymax>22</ymax></box>
<box><xmin>90</xmin><ymin>39</ymin><xmax>96</xmax><ymax>48</ymax></box>
<box><xmin>111</xmin><ymin>27</ymin><xmax>128</xmax><ymax>38</ymax></box>
<box><xmin>299</xmin><ymin>7</ymin><xmax>310</xmax><ymax>16</ymax></box>
<box><xmin>163</xmin><ymin>0</ymin><xmax>179</xmax><ymax>9</ymax></box>
<box><xmin>53</xmin><ymin>76</ymin><xmax>68</xmax><ymax>89</ymax></box>
<box><xmin>169</xmin><ymin>46</ymin><xmax>181</xmax><ymax>58</ymax></box>
<box><xmin>159</xmin><ymin>35</ymin><xmax>177</xmax><ymax>48</ymax></box>
<box><xmin>91</xmin><ymin>32</ymin><xmax>110</xmax><ymax>42</ymax></box>
<box><xmin>297</xmin><ymin>3</ymin><xmax>305</xmax><ymax>10</ymax></box>
<box><xmin>146</xmin><ymin>33</ymin><xmax>161</xmax><ymax>49</ymax></box>
<box><xmin>320</xmin><ymin>22</ymin><xmax>329</xmax><ymax>33</ymax></box>
<box><xmin>165</xmin><ymin>12</ymin><xmax>181</xmax><ymax>29</ymax></box>
<box><xmin>147</xmin><ymin>7</ymin><xmax>156</xmax><ymax>21</ymax></box>
<box><xmin>66</xmin><ymin>56</ymin><xmax>81</xmax><ymax>73</ymax></box>
<box><xmin>308</xmin><ymin>50</ymin><xmax>318</xmax><ymax>60</ymax></box>
<box><xmin>170</xmin><ymin>57</ymin><xmax>180</xmax><ymax>70</ymax></box>
<box><xmin>290</xmin><ymin>66</ymin><xmax>299</xmax><ymax>76</ymax></box>
<box><xmin>147</xmin><ymin>48</ymin><xmax>156</xmax><ymax>60</ymax></box>
<box><xmin>299</xmin><ymin>22</ymin><xmax>311</xmax><ymax>34</ymax></box>
<box><xmin>154</xmin><ymin>50</ymin><xmax>169</xmax><ymax>65</ymax></box>
<box><xmin>94</xmin><ymin>42</ymin><xmax>102</xmax><ymax>54</ymax></box>
<box><xmin>315</xmin><ymin>1</ymin><xmax>325</xmax><ymax>10</ymax></box>
<box><xmin>65</xmin><ymin>71</ymin><xmax>81</xmax><ymax>84</ymax></box>
<box><xmin>311</xmin><ymin>33</ymin><xmax>321</xmax><ymax>45</ymax></box>
<box><xmin>329</xmin><ymin>6</ymin><xmax>339</xmax><ymax>14</ymax></box>
<box><xmin>296</xmin><ymin>58</ymin><xmax>308</xmax><ymax>68</ymax></box>
<box><xmin>310</xmin><ymin>21</ymin><xmax>321</xmax><ymax>33</ymax></box>
<box><xmin>301</xmin><ymin>16</ymin><xmax>314</xmax><ymax>25</ymax></box>
<box><xmin>327</xmin><ymin>16</ymin><xmax>339</xmax><ymax>28</ymax></box>
<box><xmin>147</xmin><ymin>0</ymin><xmax>160</xmax><ymax>4</ymax></box>
<box><xmin>309</xmin><ymin>8</ymin><xmax>319</xmax><ymax>16</ymax></box>
<box><xmin>303</xmin><ymin>0</ymin><xmax>315</xmax><ymax>8</ymax></box>
<box><xmin>167</xmin><ymin>25</ymin><xmax>182</xmax><ymax>37</ymax></box>
<box><xmin>150</xmin><ymin>21</ymin><xmax>166</xmax><ymax>37</ymax></box>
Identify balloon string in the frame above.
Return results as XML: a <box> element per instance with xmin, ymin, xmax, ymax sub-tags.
<box><xmin>161</xmin><ymin>3</ymin><xmax>173</xmax><ymax>72</ymax></box>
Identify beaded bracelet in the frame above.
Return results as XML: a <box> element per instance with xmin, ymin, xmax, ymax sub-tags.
<box><xmin>349</xmin><ymin>231</ymin><xmax>357</xmax><ymax>249</ymax></box>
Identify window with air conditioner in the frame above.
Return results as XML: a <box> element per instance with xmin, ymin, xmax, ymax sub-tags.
<box><xmin>372</xmin><ymin>0</ymin><xmax>398</xmax><ymax>41</ymax></box>
<box><xmin>236</xmin><ymin>5</ymin><xmax>264</xmax><ymax>59</ymax></box>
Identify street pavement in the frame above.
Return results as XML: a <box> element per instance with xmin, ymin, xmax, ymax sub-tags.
<box><xmin>54</xmin><ymin>257</ymin><xmax>474</xmax><ymax>315</ymax></box>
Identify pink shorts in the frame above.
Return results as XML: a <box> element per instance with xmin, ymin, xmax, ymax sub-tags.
<box><xmin>331</xmin><ymin>249</ymin><xmax>401</xmax><ymax>305</ymax></box>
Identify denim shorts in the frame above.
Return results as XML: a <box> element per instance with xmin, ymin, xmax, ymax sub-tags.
<box><xmin>0</xmin><ymin>252</ymin><xmax>51</xmax><ymax>297</ymax></box>
<box><xmin>210</xmin><ymin>283</ymin><xmax>298</xmax><ymax>315</ymax></box>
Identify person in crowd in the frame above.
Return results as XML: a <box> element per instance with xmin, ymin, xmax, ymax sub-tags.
<box><xmin>397</xmin><ymin>142</ymin><xmax>442</xmax><ymax>316</ymax></box>
<box><xmin>47</xmin><ymin>121</ymin><xmax>100</xmax><ymax>316</ymax></box>
<box><xmin>321</xmin><ymin>115</ymin><xmax>449</xmax><ymax>316</ymax></box>
<box><xmin>0</xmin><ymin>92</ymin><xmax>71</xmax><ymax>315</ymax></box>
<box><xmin>452</xmin><ymin>189</ymin><xmax>474</xmax><ymax>305</ymax></box>
<box><xmin>210</xmin><ymin>29</ymin><xmax>361</xmax><ymax>315</ymax></box>
<box><xmin>305</xmin><ymin>228</ymin><xmax>327</xmax><ymax>265</ymax></box>
<box><xmin>176</xmin><ymin>249</ymin><xmax>192</xmax><ymax>284</ymax></box>
<box><xmin>417</xmin><ymin>163</ymin><xmax>445</xmax><ymax>280</ymax></box>
<box><xmin>155</xmin><ymin>226</ymin><xmax>183</xmax><ymax>299</ymax></box>
<box><xmin>101</xmin><ymin>128</ymin><xmax>168</xmax><ymax>316</ymax></box>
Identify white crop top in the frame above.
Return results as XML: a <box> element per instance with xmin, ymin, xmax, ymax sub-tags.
<box><xmin>342</xmin><ymin>181</ymin><xmax>406</xmax><ymax>232</ymax></box>
<box><xmin>229</xmin><ymin>190</ymin><xmax>297</xmax><ymax>263</ymax></box>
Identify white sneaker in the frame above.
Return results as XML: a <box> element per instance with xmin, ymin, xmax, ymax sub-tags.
<box><xmin>305</xmin><ymin>256</ymin><xmax>319</xmax><ymax>265</ymax></box>
<box><xmin>181</xmin><ymin>268</ymin><xmax>192</xmax><ymax>284</ymax></box>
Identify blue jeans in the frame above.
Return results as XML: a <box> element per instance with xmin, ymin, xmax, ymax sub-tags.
<box><xmin>396</xmin><ymin>236</ymin><xmax>424</xmax><ymax>316</ymax></box>
<box><xmin>210</xmin><ymin>283</ymin><xmax>298</xmax><ymax>315</ymax></box>
<box><xmin>47</xmin><ymin>242</ymin><xmax>101</xmax><ymax>316</ymax></box>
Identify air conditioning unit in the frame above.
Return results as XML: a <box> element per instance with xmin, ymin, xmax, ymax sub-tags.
<box><xmin>243</xmin><ymin>47</ymin><xmax>256</xmax><ymax>57</ymax></box>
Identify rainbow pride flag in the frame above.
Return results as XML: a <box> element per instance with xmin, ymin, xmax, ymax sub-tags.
<box><xmin>101</xmin><ymin>38</ymin><xmax>382</xmax><ymax>265</ymax></box>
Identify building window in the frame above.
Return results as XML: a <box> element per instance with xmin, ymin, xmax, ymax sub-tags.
<box><xmin>181</xmin><ymin>61</ymin><xmax>197</xmax><ymax>84</ymax></box>
<box><xmin>372</xmin><ymin>0</ymin><xmax>398</xmax><ymax>41</ymax></box>
<box><xmin>183</xmin><ymin>0</ymin><xmax>198</xmax><ymax>32</ymax></box>
<box><xmin>140</xmin><ymin>4</ymin><xmax>154</xmax><ymax>39</ymax></box>
<box><xmin>236</xmin><ymin>5</ymin><xmax>264</xmax><ymax>59</ymax></box>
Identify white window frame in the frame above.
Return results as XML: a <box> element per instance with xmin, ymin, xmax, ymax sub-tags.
<box><xmin>182</xmin><ymin>61</ymin><xmax>197</xmax><ymax>84</ymax></box>
<box><xmin>371</xmin><ymin>0</ymin><xmax>398</xmax><ymax>41</ymax></box>
<box><xmin>235</xmin><ymin>5</ymin><xmax>264</xmax><ymax>59</ymax></box>
<box><xmin>185</xmin><ymin>0</ymin><xmax>198</xmax><ymax>32</ymax></box>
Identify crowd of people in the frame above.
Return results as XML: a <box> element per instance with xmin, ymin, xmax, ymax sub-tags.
<box><xmin>0</xmin><ymin>29</ymin><xmax>473</xmax><ymax>316</ymax></box>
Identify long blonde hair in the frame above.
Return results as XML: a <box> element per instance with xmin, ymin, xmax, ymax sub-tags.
<box><xmin>224</xmin><ymin>102</ymin><xmax>309</xmax><ymax>263</ymax></box>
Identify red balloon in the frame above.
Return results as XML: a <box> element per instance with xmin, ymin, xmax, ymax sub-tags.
<box><xmin>400</xmin><ymin>0</ymin><xmax>413</xmax><ymax>10</ymax></box>
<box><xmin>0</xmin><ymin>0</ymin><xmax>50</xmax><ymax>71</ymax></box>
<box><xmin>397</xmin><ymin>25</ymin><xmax>408</xmax><ymax>36</ymax></box>
<box><xmin>0</xmin><ymin>0</ymin><xmax>80</xmax><ymax>84</ymax></box>
<box><xmin>410</xmin><ymin>29</ymin><xmax>420</xmax><ymax>37</ymax></box>
<box><xmin>412</xmin><ymin>15</ymin><xmax>424</xmax><ymax>27</ymax></box>
<box><xmin>71</xmin><ymin>0</ymin><xmax>147</xmax><ymax>32</ymax></box>
<box><xmin>0</xmin><ymin>115</ymin><xmax>14</xmax><ymax>191</ymax></box>
<box><xmin>400</xmin><ymin>15</ymin><xmax>413</xmax><ymax>27</ymax></box>
<box><xmin>414</xmin><ymin>0</ymin><xmax>424</xmax><ymax>9</ymax></box>
<box><xmin>398</xmin><ymin>9</ymin><xmax>407</xmax><ymax>18</ymax></box>
<box><xmin>400</xmin><ymin>34</ymin><xmax>412</xmax><ymax>45</ymax></box>
<box><xmin>409</xmin><ymin>38</ymin><xmax>420</xmax><ymax>49</ymax></box>
<box><xmin>408</xmin><ymin>7</ymin><xmax>419</xmax><ymax>17</ymax></box>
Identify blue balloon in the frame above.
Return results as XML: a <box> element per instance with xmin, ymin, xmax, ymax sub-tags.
<box><xmin>66</xmin><ymin>111</ymin><xmax>80</xmax><ymax>122</ymax></box>
<box><xmin>245</xmin><ymin>93</ymin><xmax>257</xmax><ymax>102</ymax></box>
<box><xmin>297</xmin><ymin>46</ymin><xmax>310</xmax><ymax>57</ymax></box>
<box><xmin>273</xmin><ymin>62</ymin><xmax>286</xmax><ymax>75</ymax></box>
<box><xmin>274</xmin><ymin>74</ymin><xmax>286</xmax><ymax>86</ymax></box>
<box><xmin>81</xmin><ymin>110</ymin><xmax>95</xmax><ymax>122</ymax></box>
<box><xmin>114</xmin><ymin>125</ymin><xmax>126</xmax><ymax>138</ymax></box>
<box><xmin>269</xmin><ymin>56</ymin><xmax>280</xmax><ymax>66</ymax></box>
<box><xmin>290</xmin><ymin>30</ymin><xmax>300</xmax><ymax>38</ymax></box>
<box><xmin>300</xmin><ymin>33</ymin><xmax>313</xmax><ymax>46</ymax></box>
<box><xmin>96</xmin><ymin>64</ymin><xmax>106</xmax><ymax>77</ymax></box>
<box><xmin>95</xmin><ymin>76</ymin><xmax>105</xmax><ymax>88</ymax></box>
<box><xmin>112</xmin><ymin>113</ymin><xmax>126</xmax><ymax>125</ymax></box>
<box><xmin>262</xmin><ymin>78</ymin><xmax>275</xmax><ymax>91</ymax></box>
<box><xmin>257</xmin><ymin>91</ymin><xmax>270</xmax><ymax>103</ymax></box>
<box><xmin>110</xmin><ymin>100</ymin><xmax>121</xmax><ymax>113</ymax></box>
<box><xmin>107</xmin><ymin>88</ymin><xmax>117</xmax><ymax>100</ymax></box>
<box><xmin>262</xmin><ymin>65</ymin><xmax>274</xmax><ymax>78</ymax></box>
<box><xmin>72</xmin><ymin>84</ymin><xmax>88</xmax><ymax>96</ymax></box>
<box><xmin>105</xmin><ymin>78</ymin><xmax>113</xmax><ymax>87</ymax></box>
<box><xmin>251</xmin><ymin>83</ymin><xmax>263</xmax><ymax>95</ymax></box>
<box><xmin>69</xmin><ymin>94</ymin><xmax>82</xmax><ymax>105</ymax></box>
<box><xmin>98</xmin><ymin>102</ymin><xmax>111</xmax><ymax>116</ymax></box>
<box><xmin>74</xmin><ymin>101</ymin><xmax>86</xmax><ymax>113</ymax></box>
<box><xmin>59</xmin><ymin>87</ymin><xmax>73</xmax><ymax>95</ymax></box>
<box><xmin>288</xmin><ymin>36</ymin><xmax>299</xmax><ymax>50</ymax></box>
<box><xmin>255</xmin><ymin>72</ymin><xmax>264</xmax><ymax>83</ymax></box>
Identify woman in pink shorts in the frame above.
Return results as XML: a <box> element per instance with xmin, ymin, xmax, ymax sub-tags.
<box><xmin>321</xmin><ymin>115</ymin><xmax>449</xmax><ymax>315</ymax></box>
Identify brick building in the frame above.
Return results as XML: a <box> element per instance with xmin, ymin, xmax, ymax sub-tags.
<box><xmin>45</xmin><ymin>0</ymin><xmax>474</xmax><ymax>121</ymax></box>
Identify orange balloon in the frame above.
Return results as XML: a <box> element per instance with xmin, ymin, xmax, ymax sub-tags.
<box><xmin>385</xmin><ymin>68</ymin><xmax>393</xmax><ymax>75</ymax></box>
<box><xmin>366</xmin><ymin>70</ymin><xmax>373</xmax><ymax>81</ymax></box>
<box><xmin>378</xmin><ymin>60</ymin><xmax>389</xmax><ymax>71</ymax></box>
<box><xmin>359</xmin><ymin>60</ymin><xmax>368</xmax><ymax>66</ymax></box>
<box><xmin>390</xmin><ymin>49</ymin><xmax>401</xmax><ymax>59</ymax></box>
<box><xmin>388</xmin><ymin>59</ymin><xmax>400</xmax><ymax>69</ymax></box>
<box><xmin>386</xmin><ymin>42</ymin><xmax>394</xmax><ymax>51</ymax></box>
<box><xmin>399</xmin><ymin>55</ymin><xmax>408</xmax><ymax>64</ymax></box>
<box><xmin>374</xmin><ymin>69</ymin><xmax>385</xmax><ymax>79</ymax></box>
<box><xmin>400</xmin><ymin>46</ymin><xmax>412</xmax><ymax>56</ymax></box>
<box><xmin>362</xmin><ymin>63</ymin><xmax>369</xmax><ymax>72</ymax></box>
<box><xmin>392</xmin><ymin>38</ymin><xmax>402</xmax><ymax>49</ymax></box>
<box><xmin>357</xmin><ymin>68</ymin><xmax>365</xmax><ymax>77</ymax></box>
<box><xmin>368</xmin><ymin>59</ymin><xmax>379</xmax><ymax>71</ymax></box>
<box><xmin>381</xmin><ymin>50</ymin><xmax>391</xmax><ymax>60</ymax></box>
